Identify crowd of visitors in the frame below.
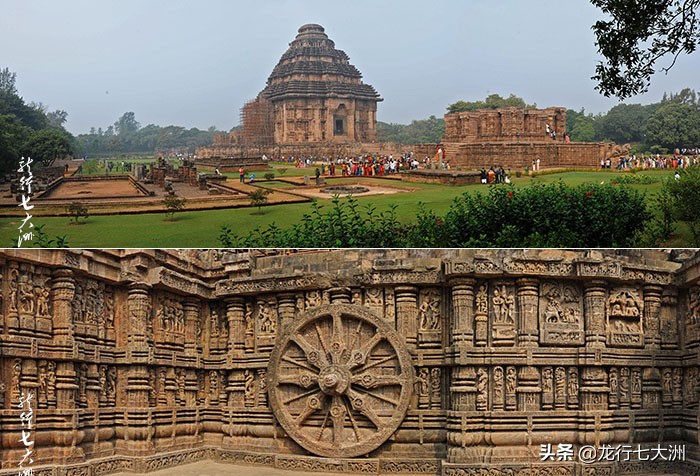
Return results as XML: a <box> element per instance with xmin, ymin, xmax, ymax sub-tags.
<box><xmin>604</xmin><ymin>150</ymin><xmax>700</xmax><ymax>170</ymax></box>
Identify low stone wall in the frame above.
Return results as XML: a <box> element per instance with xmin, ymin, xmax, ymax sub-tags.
<box><xmin>196</xmin><ymin>141</ymin><xmax>410</xmax><ymax>160</ymax></box>
<box><xmin>401</xmin><ymin>169</ymin><xmax>481</xmax><ymax>185</ymax></box>
<box><xmin>443</xmin><ymin>141</ymin><xmax>623</xmax><ymax>169</ymax></box>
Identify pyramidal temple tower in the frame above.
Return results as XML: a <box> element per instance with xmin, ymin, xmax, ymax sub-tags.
<box><xmin>239</xmin><ymin>24</ymin><xmax>382</xmax><ymax>146</ymax></box>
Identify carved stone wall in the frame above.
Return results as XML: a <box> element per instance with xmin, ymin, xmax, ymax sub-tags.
<box><xmin>0</xmin><ymin>249</ymin><xmax>698</xmax><ymax>476</ymax></box>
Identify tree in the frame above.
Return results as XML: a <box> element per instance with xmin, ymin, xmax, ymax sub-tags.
<box><xmin>0</xmin><ymin>67</ymin><xmax>18</xmax><ymax>95</ymax></box>
<box><xmin>591</xmin><ymin>0</ymin><xmax>700</xmax><ymax>99</ymax></box>
<box><xmin>595</xmin><ymin>103</ymin><xmax>653</xmax><ymax>143</ymax></box>
<box><xmin>645</xmin><ymin>102</ymin><xmax>700</xmax><ymax>149</ymax></box>
<box><xmin>447</xmin><ymin>94</ymin><xmax>535</xmax><ymax>114</ymax></box>
<box><xmin>114</xmin><ymin>112</ymin><xmax>140</xmax><ymax>136</ymax></box>
<box><xmin>569</xmin><ymin>115</ymin><xmax>597</xmax><ymax>142</ymax></box>
<box><xmin>249</xmin><ymin>188</ymin><xmax>271</xmax><ymax>214</ymax></box>
<box><xmin>46</xmin><ymin>109</ymin><xmax>68</xmax><ymax>129</ymax></box>
<box><xmin>66</xmin><ymin>202</ymin><xmax>89</xmax><ymax>224</ymax></box>
<box><xmin>22</xmin><ymin>129</ymin><xmax>73</xmax><ymax>167</ymax></box>
<box><xmin>162</xmin><ymin>196</ymin><xmax>187</xmax><ymax>220</ymax></box>
<box><xmin>664</xmin><ymin>167</ymin><xmax>700</xmax><ymax>245</ymax></box>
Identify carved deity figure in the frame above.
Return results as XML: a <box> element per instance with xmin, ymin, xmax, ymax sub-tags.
<box><xmin>106</xmin><ymin>367</ymin><xmax>116</xmax><ymax>405</ymax></box>
<box><xmin>542</xmin><ymin>367</ymin><xmax>553</xmax><ymax>394</ymax></box>
<box><xmin>493</xmin><ymin>367</ymin><xmax>504</xmax><ymax>408</ymax></box>
<box><xmin>8</xmin><ymin>265</ymin><xmax>19</xmax><ymax>312</ymax></box>
<box><xmin>258</xmin><ymin>301</ymin><xmax>277</xmax><ymax>334</ymax></box>
<box><xmin>11</xmin><ymin>359</ymin><xmax>22</xmax><ymax>403</ymax></box>
<box><xmin>46</xmin><ymin>361</ymin><xmax>56</xmax><ymax>406</ymax></box>
<box><xmin>430</xmin><ymin>368</ymin><xmax>441</xmax><ymax>408</ymax></box>
<box><xmin>257</xmin><ymin>369</ymin><xmax>268</xmax><ymax>407</ymax></box>
<box><xmin>506</xmin><ymin>367</ymin><xmax>516</xmax><ymax>396</ymax></box>
<box><xmin>689</xmin><ymin>287</ymin><xmax>700</xmax><ymax>324</ymax></box>
<box><xmin>554</xmin><ymin>367</ymin><xmax>566</xmax><ymax>404</ymax></box>
<box><xmin>475</xmin><ymin>284</ymin><xmax>488</xmax><ymax>315</ymax></box>
<box><xmin>244</xmin><ymin>369</ymin><xmax>256</xmax><ymax>407</ymax></box>
<box><xmin>631</xmin><ymin>368</ymin><xmax>642</xmax><ymax>395</ymax></box>
<box><xmin>36</xmin><ymin>286</ymin><xmax>50</xmax><ymax>317</ymax></box>
<box><xmin>306</xmin><ymin>291</ymin><xmax>321</xmax><ymax>309</ymax></box>
<box><xmin>663</xmin><ymin>369</ymin><xmax>673</xmax><ymax>397</ymax></box>
<box><xmin>210</xmin><ymin>309</ymin><xmax>220</xmax><ymax>337</ymax></box>
<box><xmin>619</xmin><ymin>367</ymin><xmax>630</xmax><ymax>404</ymax></box>
<box><xmin>609</xmin><ymin>367</ymin><xmax>619</xmax><ymax>399</ymax></box>
<box><xmin>492</xmin><ymin>288</ymin><xmax>504</xmax><ymax>322</ymax></box>
<box><xmin>209</xmin><ymin>370</ymin><xmax>219</xmax><ymax>401</ymax></box>
<box><xmin>476</xmin><ymin>368</ymin><xmax>488</xmax><ymax>411</ymax></box>
<box><xmin>365</xmin><ymin>288</ymin><xmax>382</xmax><ymax>305</ymax></box>
<box><xmin>18</xmin><ymin>280</ymin><xmax>34</xmax><ymax>315</ymax></box>
<box><xmin>567</xmin><ymin>368</ymin><xmax>579</xmax><ymax>405</ymax></box>
<box><xmin>544</xmin><ymin>299</ymin><xmax>562</xmax><ymax>323</ymax></box>
<box><xmin>419</xmin><ymin>290</ymin><xmax>441</xmax><ymax>331</ymax></box>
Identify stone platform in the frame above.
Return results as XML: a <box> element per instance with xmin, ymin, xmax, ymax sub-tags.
<box><xmin>401</xmin><ymin>169</ymin><xmax>481</xmax><ymax>185</ymax></box>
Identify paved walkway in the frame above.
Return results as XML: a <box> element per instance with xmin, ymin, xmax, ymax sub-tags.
<box><xmin>112</xmin><ymin>460</ymin><xmax>340</xmax><ymax>476</ymax></box>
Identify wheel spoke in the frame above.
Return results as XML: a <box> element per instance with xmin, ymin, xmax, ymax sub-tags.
<box><xmin>352</xmin><ymin>386</ymin><xmax>399</xmax><ymax>407</ymax></box>
<box><xmin>283</xmin><ymin>387</ymin><xmax>321</xmax><ymax>405</ymax></box>
<box><xmin>291</xmin><ymin>334</ymin><xmax>329</xmax><ymax>368</ymax></box>
<box><xmin>343</xmin><ymin>396</ymin><xmax>361</xmax><ymax>442</ymax></box>
<box><xmin>330</xmin><ymin>395</ymin><xmax>346</xmax><ymax>443</ymax></box>
<box><xmin>355</xmin><ymin>353</ymin><xmax>396</xmax><ymax>374</ymax></box>
<box><xmin>281</xmin><ymin>355</ymin><xmax>318</xmax><ymax>374</ymax></box>
<box><xmin>348</xmin><ymin>332</ymin><xmax>383</xmax><ymax>368</ymax></box>
<box><xmin>352</xmin><ymin>372</ymin><xmax>403</xmax><ymax>389</ymax></box>
<box><xmin>346</xmin><ymin>319</ymin><xmax>365</xmax><ymax>357</ymax></box>
<box><xmin>278</xmin><ymin>372</ymin><xmax>318</xmax><ymax>388</ymax></box>
<box><xmin>329</xmin><ymin>311</ymin><xmax>346</xmax><ymax>363</ymax></box>
<box><xmin>295</xmin><ymin>392</ymin><xmax>324</xmax><ymax>425</ymax></box>
<box><xmin>346</xmin><ymin>388</ymin><xmax>382</xmax><ymax>428</ymax></box>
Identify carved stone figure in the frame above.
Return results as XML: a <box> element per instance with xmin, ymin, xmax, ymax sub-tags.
<box><xmin>258</xmin><ymin>301</ymin><xmax>277</xmax><ymax>334</ymax></box>
<box><xmin>493</xmin><ymin>366</ymin><xmax>504</xmax><ymax>410</ymax></box>
<box><xmin>430</xmin><ymin>367</ymin><xmax>441</xmax><ymax>409</ymax></box>
<box><xmin>476</xmin><ymin>368</ymin><xmax>488</xmax><ymax>411</ymax></box>
<box><xmin>554</xmin><ymin>367</ymin><xmax>566</xmax><ymax>408</ymax></box>
<box><xmin>244</xmin><ymin>369</ymin><xmax>256</xmax><ymax>408</ymax></box>
<box><xmin>419</xmin><ymin>289</ymin><xmax>441</xmax><ymax>331</ymax></box>
<box><xmin>609</xmin><ymin>367</ymin><xmax>619</xmax><ymax>408</ymax></box>
<box><xmin>542</xmin><ymin>367</ymin><xmax>553</xmax><ymax>409</ymax></box>
<box><xmin>11</xmin><ymin>359</ymin><xmax>22</xmax><ymax>403</ymax></box>
<box><xmin>567</xmin><ymin>367</ymin><xmax>579</xmax><ymax>407</ymax></box>
<box><xmin>475</xmin><ymin>284</ymin><xmax>488</xmax><ymax>315</ymax></box>
<box><xmin>505</xmin><ymin>366</ymin><xmax>517</xmax><ymax>409</ymax></box>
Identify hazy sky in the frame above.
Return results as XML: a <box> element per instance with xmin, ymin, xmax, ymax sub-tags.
<box><xmin>3</xmin><ymin>0</ymin><xmax>699</xmax><ymax>134</ymax></box>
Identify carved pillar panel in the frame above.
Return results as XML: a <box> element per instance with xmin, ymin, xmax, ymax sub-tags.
<box><xmin>660</xmin><ymin>289</ymin><xmax>679</xmax><ymax>349</ymax></box>
<box><xmin>55</xmin><ymin>361</ymin><xmax>77</xmax><ymax>410</ymax></box>
<box><xmin>516</xmin><ymin>278</ymin><xmax>539</xmax><ymax>346</ymax></box>
<box><xmin>51</xmin><ymin>268</ymin><xmax>75</xmax><ymax>340</ymax></box>
<box><xmin>226</xmin><ymin>370</ymin><xmax>245</xmax><ymax>408</ymax></box>
<box><xmin>584</xmin><ymin>280</ymin><xmax>607</xmax><ymax>347</ymax></box>
<box><xmin>395</xmin><ymin>286</ymin><xmax>418</xmax><ymax>351</ymax></box>
<box><xmin>516</xmin><ymin>366</ymin><xmax>540</xmax><ymax>411</ymax></box>
<box><xmin>451</xmin><ymin>279</ymin><xmax>476</xmax><ymax>346</ymax></box>
<box><xmin>277</xmin><ymin>293</ymin><xmax>297</xmax><ymax>329</ymax></box>
<box><xmin>224</xmin><ymin>297</ymin><xmax>245</xmax><ymax>353</ymax></box>
<box><xmin>643</xmin><ymin>285</ymin><xmax>663</xmax><ymax>348</ymax></box>
<box><xmin>450</xmin><ymin>366</ymin><xmax>476</xmax><ymax>411</ymax></box>
<box><xmin>474</xmin><ymin>283</ymin><xmax>488</xmax><ymax>347</ymax></box>
<box><xmin>127</xmin><ymin>284</ymin><xmax>151</xmax><ymax>348</ymax></box>
<box><xmin>580</xmin><ymin>367</ymin><xmax>608</xmax><ymax>411</ymax></box>
<box><xmin>184</xmin><ymin>298</ymin><xmax>201</xmax><ymax>356</ymax></box>
<box><xmin>328</xmin><ymin>287</ymin><xmax>351</xmax><ymax>305</ymax></box>
<box><xmin>643</xmin><ymin>367</ymin><xmax>662</xmax><ymax>409</ymax></box>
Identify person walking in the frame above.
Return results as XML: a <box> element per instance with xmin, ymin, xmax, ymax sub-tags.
<box><xmin>239</xmin><ymin>166</ymin><xmax>245</xmax><ymax>183</ymax></box>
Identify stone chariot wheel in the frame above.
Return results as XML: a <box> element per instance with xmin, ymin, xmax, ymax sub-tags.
<box><xmin>268</xmin><ymin>303</ymin><xmax>414</xmax><ymax>458</ymax></box>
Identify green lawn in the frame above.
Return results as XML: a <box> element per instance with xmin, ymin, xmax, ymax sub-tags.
<box><xmin>0</xmin><ymin>170</ymin><xmax>684</xmax><ymax>248</ymax></box>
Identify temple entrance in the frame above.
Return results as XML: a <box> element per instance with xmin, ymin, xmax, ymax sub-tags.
<box><xmin>334</xmin><ymin>116</ymin><xmax>345</xmax><ymax>135</ymax></box>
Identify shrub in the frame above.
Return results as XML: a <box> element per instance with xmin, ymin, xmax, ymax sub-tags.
<box><xmin>219</xmin><ymin>182</ymin><xmax>652</xmax><ymax>248</ymax></box>
<box><xmin>264</xmin><ymin>172</ymin><xmax>275</xmax><ymax>181</ymax></box>
<box><xmin>249</xmin><ymin>188</ymin><xmax>272</xmax><ymax>214</ymax></box>
<box><xmin>66</xmin><ymin>202</ymin><xmax>89</xmax><ymax>224</ymax></box>
<box><xmin>664</xmin><ymin>167</ymin><xmax>700</xmax><ymax>245</ymax></box>
<box><xmin>162</xmin><ymin>196</ymin><xmax>187</xmax><ymax>220</ymax></box>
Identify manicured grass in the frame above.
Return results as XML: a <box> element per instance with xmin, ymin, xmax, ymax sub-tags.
<box><xmin>0</xmin><ymin>170</ymin><xmax>683</xmax><ymax>247</ymax></box>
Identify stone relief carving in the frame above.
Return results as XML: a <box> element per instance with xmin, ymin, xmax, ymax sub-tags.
<box><xmin>491</xmin><ymin>283</ymin><xmax>515</xmax><ymax>345</ymax></box>
<box><xmin>539</xmin><ymin>282</ymin><xmax>583</xmax><ymax>345</ymax></box>
<box><xmin>607</xmin><ymin>289</ymin><xmax>644</xmax><ymax>347</ymax></box>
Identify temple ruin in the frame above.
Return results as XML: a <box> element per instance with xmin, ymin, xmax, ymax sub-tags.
<box><xmin>439</xmin><ymin>107</ymin><xmax>626</xmax><ymax>169</ymax></box>
<box><xmin>0</xmin><ymin>249</ymin><xmax>699</xmax><ymax>475</ymax></box>
<box><xmin>197</xmin><ymin>24</ymin><xmax>383</xmax><ymax>163</ymax></box>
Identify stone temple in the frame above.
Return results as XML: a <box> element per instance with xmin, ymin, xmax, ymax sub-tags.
<box><xmin>198</xmin><ymin>24</ymin><xmax>384</xmax><ymax>161</ymax></box>
<box><xmin>1</xmin><ymin>249</ymin><xmax>699</xmax><ymax>475</ymax></box>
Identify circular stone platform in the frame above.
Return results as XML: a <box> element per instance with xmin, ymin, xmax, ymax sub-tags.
<box><xmin>320</xmin><ymin>185</ymin><xmax>370</xmax><ymax>194</ymax></box>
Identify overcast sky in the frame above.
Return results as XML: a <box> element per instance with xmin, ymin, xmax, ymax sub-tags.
<box><xmin>3</xmin><ymin>0</ymin><xmax>698</xmax><ymax>134</ymax></box>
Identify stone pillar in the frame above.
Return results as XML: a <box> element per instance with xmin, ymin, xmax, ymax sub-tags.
<box><xmin>127</xmin><ymin>284</ymin><xmax>151</xmax><ymax>349</ymax></box>
<box><xmin>584</xmin><ymin>280</ymin><xmax>607</xmax><ymax>348</ymax></box>
<box><xmin>55</xmin><ymin>361</ymin><xmax>77</xmax><ymax>410</ymax></box>
<box><xmin>450</xmin><ymin>366</ymin><xmax>476</xmax><ymax>411</ymax></box>
<box><xmin>516</xmin><ymin>278</ymin><xmax>539</xmax><ymax>346</ymax></box>
<box><xmin>51</xmin><ymin>269</ymin><xmax>75</xmax><ymax>341</ymax></box>
<box><xmin>451</xmin><ymin>279</ymin><xmax>476</xmax><ymax>346</ymax></box>
<box><xmin>277</xmin><ymin>293</ymin><xmax>297</xmax><ymax>329</ymax></box>
<box><xmin>126</xmin><ymin>284</ymin><xmax>151</xmax><ymax>408</ymax></box>
<box><xmin>660</xmin><ymin>289</ymin><xmax>679</xmax><ymax>349</ymax></box>
<box><xmin>580</xmin><ymin>367</ymin><xmax>609</xmax><ymax>411</ymax></box>
<box><xmin>395</xmin><ymin>286</ymin><xmax>418</xmax><ymax>351</ymax></box>
<box><xmin>328</xmin><ymin>287</ymin><xmax>351</xmax><ymax>304</ymax></box>
<box><xmin>183</xmin><ymin>298</ymin><xmax>200</xmax><ymax>357</ymax></box>
<box><xmin>643</xmin><ymin>285</ymin><xmax>663</xmax><ymax>349</ymax></box>
<box><xmin>642</xmin><ymin>367</ymin><xmax>662</xmax><ymax>409</ymax></box>
<box><xmin>516</xmin><ymin>366</ymin><xmax>541</xmax><ymax>411</ymax></box>
<box><xmin>224</xmin><ymin>297</ymin><xmax>245</xmax><ymax>353</ymax></box>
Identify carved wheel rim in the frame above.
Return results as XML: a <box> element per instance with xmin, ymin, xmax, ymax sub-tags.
<box><xmin>268</xmin><ymin>303</ymin><xmax>414</xmax><ymax>458</ymax></box>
